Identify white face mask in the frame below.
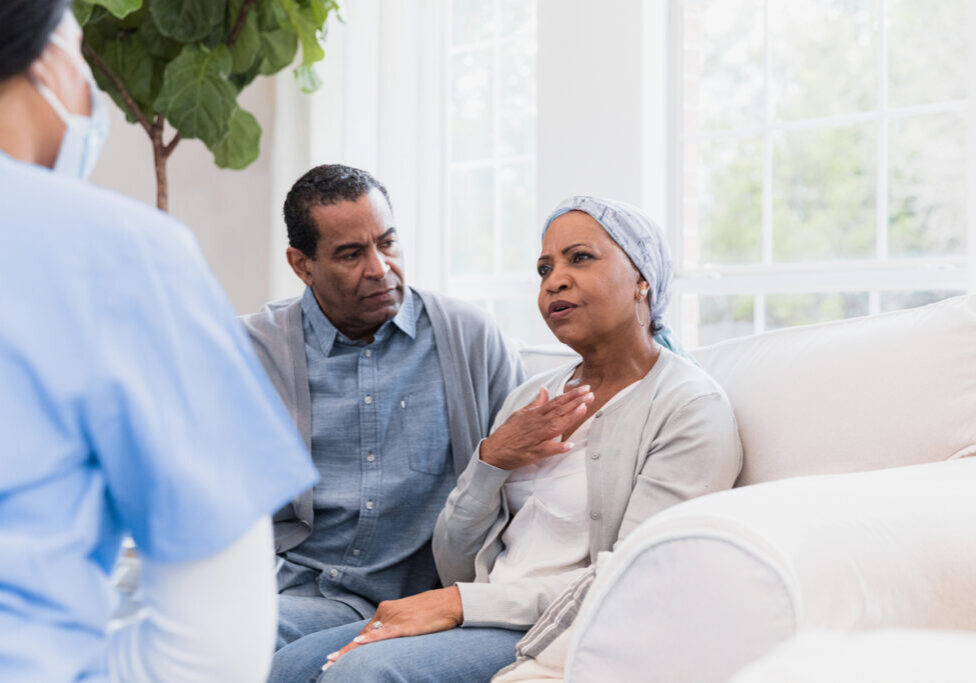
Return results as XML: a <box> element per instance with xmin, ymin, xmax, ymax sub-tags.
<box><xmin>32</xmin><ymin>33</ymin><xmax>110</xmax><ymax>180</ymax></box>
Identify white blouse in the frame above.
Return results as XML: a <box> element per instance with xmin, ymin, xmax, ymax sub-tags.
<box><xmin>488</xmin><ymin>368</ymin><xmax>639</xmax><ymax>584</ymax></box>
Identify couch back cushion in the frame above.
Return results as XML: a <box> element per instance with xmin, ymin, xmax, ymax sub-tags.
<box><xmin>693</xmin><ymin>294</ymin><xmax>976</xmax><ymax>485</ymax></box>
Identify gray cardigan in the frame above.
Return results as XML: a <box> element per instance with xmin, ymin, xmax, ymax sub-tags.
<box><xmin>241</xmin><ymin>288</ymin><xmax>527</xmax><ymax>553</ymax></box>
<box><xmin>432</xmin><ymin>349</ymin><xmax>743</xmax><ymax>628</ymax></box>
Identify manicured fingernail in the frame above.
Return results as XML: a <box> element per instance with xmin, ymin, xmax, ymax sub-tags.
<box><xmin>585</xmin><ymin>392</ymin><xmax>594</xmax><ymax>400</ymax></box>
<box><xmin>322</xmin><ymin>661</ymin><xmax>333</xmax><ymax>671</ymax></box>
<box><xmin>579</xmin><ymin>385</ymin><xmax>590</xmax><ymax>392</ymax></box>
<box><xmin>564</xmin><ymin>441</ymin><xmax>575</xmax><ymax>449</ymax></box>
<box><xmin>353</xmin><ymin>635</ymin><xmax>366</xmax><ymax>644</ymax></box>
<box><xmin>327</xmin><ymin>652</ymin><xmax>339</xmax><ymax>660</ymax></box>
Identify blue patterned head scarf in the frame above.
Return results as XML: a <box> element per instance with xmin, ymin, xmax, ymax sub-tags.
<box><xmin>542</xmin><ymin>195</ymin><xmax>692</xmax><ymax>360</ymax></box>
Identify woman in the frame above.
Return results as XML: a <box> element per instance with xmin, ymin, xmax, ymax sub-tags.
<box><xmin>0</xmin><ymin>4</ymin><xmax>316</xmax><ymax>681</ymax></box>
<box><xmin>269</xmin><ymin>196</ymin><xmax>743</xmax><ymax>682</ymax></box>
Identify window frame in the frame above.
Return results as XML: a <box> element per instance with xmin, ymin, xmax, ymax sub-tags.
<box><xmin>666</xmin><ymin>0</ymin><xmax>974</xmax><ymax>341</ymax></box>
<box><xmin>296</xmin><ymin>0</ymin><xmax>973</xmax><ymax>346</ymax></box>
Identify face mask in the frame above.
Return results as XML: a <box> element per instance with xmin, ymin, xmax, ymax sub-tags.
<box><xmin>32</xmin><ymin>33</ymin><xmax>110</xmax><ymax>180</ymax></box>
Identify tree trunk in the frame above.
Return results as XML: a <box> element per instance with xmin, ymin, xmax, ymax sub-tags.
<box><xmin>153</xmin><ymin>140</ymin><xmax>168</xmax><ymax>212</ymax></box>
<box><xmin>149</xmin><ymin>116</ymin><xmax>179</xmax><ymax>213</ymax></box>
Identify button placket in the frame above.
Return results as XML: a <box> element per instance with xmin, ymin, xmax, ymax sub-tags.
<box><xmin>353</xmin><ymin>343</ymin><xmax>380</xmax><ymax>566</ymax></box>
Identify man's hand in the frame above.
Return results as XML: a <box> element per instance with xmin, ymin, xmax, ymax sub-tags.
<box><xmin>321</xmin><ymin>587</ymin><xmax>464</xmax><ymax>671</ymax></box>
<box><xmin>479</xmin><ymin>386</ymin><xmax>594</xmax><ymax>470</ymax></box>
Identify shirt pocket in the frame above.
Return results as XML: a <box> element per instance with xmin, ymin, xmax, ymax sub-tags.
<box><xmin>390</xmin><ymin>388</ymin><xmax>451</xmax><ymax>475</ymax></box>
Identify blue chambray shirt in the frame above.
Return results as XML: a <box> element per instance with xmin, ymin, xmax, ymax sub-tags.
<box><xmin>277</xmin><ymin>287</ymin><xmax>455</xmax><ymax>615</ymax></box>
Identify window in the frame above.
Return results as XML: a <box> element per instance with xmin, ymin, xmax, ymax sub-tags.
<box><xmin>445</xmin><ymin>0</ymin><xmax>552</xmax><ymax>344</ymax></box>
<box><xmin>673</xmin><ymin>0</ymin><xmax>971</xmax><ymax>346</ymax></box>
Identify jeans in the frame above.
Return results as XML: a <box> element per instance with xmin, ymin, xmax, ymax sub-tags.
<box><xmin>268</xmin><ymin>619</ymin><xmax>526</xmax><ymax>683</ymax></box>
<box><xmin>276</xmin><ymin>593</ymin><xmax>371</xmax><ymax>650</ymax></box>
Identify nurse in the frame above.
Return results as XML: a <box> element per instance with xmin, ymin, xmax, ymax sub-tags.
<box><xmin>0</xmin><ymin>2</ymin><xmax>317</xmax><ymax>681</ymax></box>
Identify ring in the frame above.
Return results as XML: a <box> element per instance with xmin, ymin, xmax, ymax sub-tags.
<box><xmin>371</xmin><ymin>620</ymin><xmax>383</xmax><ymax>630</ymax></box>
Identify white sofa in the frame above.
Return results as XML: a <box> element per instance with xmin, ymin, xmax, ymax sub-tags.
<box><xmin>551</xmin><ymin>294</ymin><xmax>976</xmax><ymax>682</ymax></box>
<box><xmin>729</xmin><ymin>629</ymin><xmax>976</xmax><ymax>683</ymax></box>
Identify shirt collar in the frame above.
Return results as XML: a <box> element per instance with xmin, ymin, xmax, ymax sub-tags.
<box><xmin>301</xmin><ymin>286</ymin><xmax>418</xmax><ymax>356</ymax></box>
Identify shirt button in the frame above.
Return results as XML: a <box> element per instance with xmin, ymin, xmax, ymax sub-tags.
<box><xmin>328</xmin><ymin>568</ymin><xmax>338</xmax><ymax>579</ymax></box>
<box><xmin>366</xmin><ymin>453</ymin><xmax>375</xmax><ymax>462</ymax></box>
<box><xmin>364</xmin><ymin>395</ymin><xmax>373</xmax><ymax>404</ymax></box>
<box><xmin>590</xmin><ymin>511</ymin><xmax>601</xmax><ymax>520</ymax></box>
<box><xmin>351</xmin><ymin>549</ymin><xmax>361</xmax><ymax>556</ymax></box>
<box><xmin>365</xmin><ymin>500</ymin><xmax>375</xmax><ymax>510</ymax></box>
<box><xmin>364</xmin><ymin>349</ymin><xmax>372</xmax><ymax>358</ymax></box>
<box><xmin>590</xmin><ymin>452</ymin><xmax>601</xmax><ymax>460</ymax></box>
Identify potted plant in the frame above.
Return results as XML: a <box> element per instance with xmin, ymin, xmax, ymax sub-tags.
<box><xmin>76</xmin><ymin>0</ymin><xmax>338</xmax><ymax>211</ymax></box>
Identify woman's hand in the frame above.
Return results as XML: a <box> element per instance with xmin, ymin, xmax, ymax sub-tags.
<box><xmin>479</xmin><ymin>386</ymin><xmax>594</xmax><ymax>470</ymax></box>
<box><xmin>321</xmin><ymin>587</ymin><xmax>464</xmax><ymax>671</ymax></box>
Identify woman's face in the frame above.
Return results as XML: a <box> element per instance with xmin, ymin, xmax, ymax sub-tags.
<box><xmin>537</xmin><ymin>210</ymin><xmax>644</xmax><ymax>348</ymax></box>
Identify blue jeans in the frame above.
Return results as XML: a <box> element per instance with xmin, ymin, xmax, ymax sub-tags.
<box><xmin>277</xmin><ymin>594</ymin><xmax>371</xmax><ymax>650</ymax></box>
<box><xmin>269</xmin><ymin>619</ymin><xmax>525</xmax><ymax>683</ymax></box>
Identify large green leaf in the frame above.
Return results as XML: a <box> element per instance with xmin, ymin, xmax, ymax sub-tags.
<box><xmin>208</xmin><ymin>107</ymin><xmax>261</xmax><ymax>169</ymax></box>
<box><xmin>294</xmin><ymin>64</ymin><xmax>321</xmax><ymax>93</ymax></box>
<box><xmin>73</xmin><ymin>1</ymin><xmax>95</xmax><ymax>25</ymax></box>
<box><xmin>229</xmin><ymin>10</ymin><xmax>261</xmax><ymax>73</ymax></box>
<box><xmin>91</xmin><ymin>0</ymin><xmax>143</xmax><ymax>19</ymax></box>
<box><xmin>256</xmin><ymin>0</ymin><xmax>288</xmax><ymax>31</ymax></box>
<box><xmin>89</xmin><ymin>33</ymin><xmax>156</xmax><ymax>122</ymax></box>
<box><xmin>138</xmin><ymin>14</ymin><xmax>181</xmax><ymax>59</ymax></box>
<box><xmin>279</xmin><ymin>0</ymin><xmax>324</xmax><ymax>65</ymax></box>
<box><xmin>154</xmin><ymin>44</ymin><xmax>237</xmax><ymax>144</ymax></box>
<box><xmin>306</xmin><ymin>0</ymin><xmax>339</xmax><ymax>26</ymax></box>
<box><xmin>150</xmin><ymin>0</ymin><xmax>226</xmax><ymax>42</ymax></box>
<box><xmin>257</xmin><ymin>28</ymin><xmax>298</xmax><ymax>75</ymax></box>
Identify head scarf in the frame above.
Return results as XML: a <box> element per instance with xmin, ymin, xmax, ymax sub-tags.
<box><xmin>542</xmin><ymin>195</ymin><xmax>693</xmax><ymax>361</ymax></box>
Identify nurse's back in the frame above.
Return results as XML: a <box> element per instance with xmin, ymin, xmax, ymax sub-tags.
<box><xmin>0</xmin><ymin>4</ymin><xmax>317</xmax><ymax>680</ymax></box>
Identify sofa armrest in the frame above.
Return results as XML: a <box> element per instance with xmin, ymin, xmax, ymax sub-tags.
<box><xmin>565</xmin><ymin>458</ymin><xmax>976</xmax><ymax>683</ymax></box>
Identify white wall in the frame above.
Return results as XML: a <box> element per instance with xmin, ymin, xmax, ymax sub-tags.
<box><xmin>536</xmin><ymin>0</ymin><xmax>647</xmax><ymax>214</ymax></box>
<box><xmin>89</xmin><ymin>77</ymin><xmax>282</xmax><ymax>315</ymax></box>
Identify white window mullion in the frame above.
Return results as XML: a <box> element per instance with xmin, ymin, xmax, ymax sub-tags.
<box><xmin>666</xmin><ymin>1</ymin><xmax>686</xmax><ymax>333</ymax></box>
<box><xmin>876</xmin><ymin>0</ymin><xmax>889</xmax><ymax>265</ymax></box>
<box><xmin>761</xmin><ymin>0</ymin><xmax>774</xmax><ymax>268</ymax></box>
<box><xmin>441</xmin><ymin>0</ymin><xmax>454</xmax><ymax>294</ymax></box>
<box><xmin>969</xmin><ymin>0</ymin><xmax>976</xmax><ymax>293</ymax></box>
<box><xmin>415</xmin><ymin>0</ymin><xmax>449</xmax><ymax>293</ymax></box>
<box><xmin>491</xmin><ymin>0</ymin><xmax>504</xmax><ymax>280</ymax></box>
<box><xmin>754</xmin><ymin>293</ymin><xmax>766</xmax><ymax>334</ymax></box>
<box><xmin>869</xmin><ymin>290</ymin><xmax>881</xmax><ymax>315</ymax></box>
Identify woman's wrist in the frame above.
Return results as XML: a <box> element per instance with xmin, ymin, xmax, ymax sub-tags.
<box><xmin>478</xmin><ymin>437</ymin><xmax>503</xmax><ymax>469</ymax></box>
<box><xmin>446</xmin><ymin>585</ymin><xmax>464</xmax><ymax>626</ymax></box>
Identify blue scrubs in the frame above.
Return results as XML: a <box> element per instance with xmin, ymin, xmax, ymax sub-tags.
<box><xmin>0</xmin><ymin>153</ymin><xmax>318</xmax><ymax>681</ymax></box>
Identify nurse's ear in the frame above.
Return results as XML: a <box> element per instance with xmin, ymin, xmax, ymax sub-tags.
<box><xmin>286</xmin><ymin>246</ymin><xmax>315</xmax><ymax>287</ymax></box>
<box><xmin>28</xmin><ymin>11</ymin><xmax>90</xmax><ymax>118</ymax></box>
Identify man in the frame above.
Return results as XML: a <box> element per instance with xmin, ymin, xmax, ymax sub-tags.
<box><xmin>243</xmin><ymin>164</ymin><xmax>527</xmax><ymax>647</ymax></box>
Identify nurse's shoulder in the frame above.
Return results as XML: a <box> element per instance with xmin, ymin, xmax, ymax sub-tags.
<box><xmin>2</xmin><ymin>153</ymin><xmax>203</xmax><ymax>274</ymax></box>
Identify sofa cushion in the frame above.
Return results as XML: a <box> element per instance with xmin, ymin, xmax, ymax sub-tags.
<box><xmin>729</xmin><ymin>629</ymin><xmax>976</xmax><ymax>683</ymax></box>
<box><xmin>693</xmin><ymin>294</ymin><xmax>976</xmax><ymax>485</ymax></box>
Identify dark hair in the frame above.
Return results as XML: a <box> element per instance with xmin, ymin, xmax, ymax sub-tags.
<box><xmin>283</xmin><ymin>164</ymin><xmax>392</xmax><ymax>257</ymax></box>
<box><xmin>0</xmin><ymin>0</ymin><xmax>69</xmax><ymax>82</ymax></box>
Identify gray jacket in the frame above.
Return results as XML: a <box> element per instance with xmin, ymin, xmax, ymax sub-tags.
<box><xmin>433</xmin><ymin>349</ymin><xmax>743</xmax><ymax>628</ymax></box>
<box><xmin>241</xmin><ymin>288</ymin><xmax>527</xmax><ymax>553</ymax></box>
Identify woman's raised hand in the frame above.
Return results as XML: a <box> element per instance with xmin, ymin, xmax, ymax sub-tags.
<box><xmin>479</xmin><ymin>386</ymin><xmax>594</xmax><ymax>470</ymax></box>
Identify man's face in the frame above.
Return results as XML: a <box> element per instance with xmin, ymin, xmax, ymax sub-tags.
<box><xmin>288</xmin><ymin>187</ymin><xmax>405</xmax><ymax>341</ymax></box>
